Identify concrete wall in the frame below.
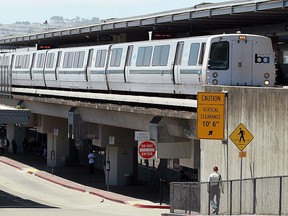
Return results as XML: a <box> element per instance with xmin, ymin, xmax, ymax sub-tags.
<box><xmin>201</xmin><ymin>86</ymin><xmax>288</xmax><ymax>182</ymax></box>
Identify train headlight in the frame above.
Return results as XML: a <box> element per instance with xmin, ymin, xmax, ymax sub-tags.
<box><xmin>264</xmin><ymin>73</ymin><xmax>270</xmax><ymax>79</ymax></box>
<box><xmin>264</xmin><ymin>80</ymin><xmax>270</xmax><ymax>86</ymax></box>
<box><xmin>239</xmin><ymin>35</ymin><xmax>247</xmax><ymax>40</ymax></box>
<box><xmin>212</xmin><ymin>79</ymin><xmax>218</xmax><ymax>85</ymax></box>
<box><xmin>212</xmin><ymin>72</ymin><xmax>218</xmax><ymax>78</ymax></box>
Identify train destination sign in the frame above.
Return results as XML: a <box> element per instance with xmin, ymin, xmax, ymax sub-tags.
<box><xmin>197</xmin><ymin>92</ymin><xmax>225</xmax><ymax>140</ymax></box>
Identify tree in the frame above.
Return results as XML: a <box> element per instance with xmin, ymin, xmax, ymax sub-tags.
<box><xmin>50</xmin><ymin>16</ymin><xmax>64</xmax><ymax>23</ymax></box>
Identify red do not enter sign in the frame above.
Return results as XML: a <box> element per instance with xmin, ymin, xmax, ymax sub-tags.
<box><xmin>138</xmin><ymin>140</ymin><xmax>156</xmax><ymax>159</ymax></box>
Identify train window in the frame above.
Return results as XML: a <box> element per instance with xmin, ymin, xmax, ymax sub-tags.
<box><xmin>57</xmin><ymin>52</ymin><xmax>62</xmax><ymax>68</ymax></box>
<box><xmin>208</xmin><ymin>41</ymin><xmax>229</xmax><ymax>70</ymax></box>
<box><xmin>15</xmin><ymin>56</ymin><xmax>20</xmax><ymax>68</ymax></box>
<box><xmin>188</xmin><ymin>43</ymin><xmax>200</xmax><ymax>66</ymax></box>
<box><xmin>152</xmin><ymin>45</ymin><xmax>170</xmax><ymax>66</ymax></box>
<box><xmin>73</xmin><ymin>51</ymin><xmax>85</xmax><ymax>68</ymax></box>
<box><xmin>175</xmin><ymin>42</ymin><xmax>184</xmax><ymax>65</ymax></box>
<box><xmin>6</xmin><ymin>57</ymin><xmax>9</xmax><ymax>66</ymax></box>
<box><xmin>136</xmin><ymin>46</ymin><xmax>152</xmax><ymax>66</ymax></box>
<box><xmin>95</xmin><ymin>50</ymin><xmax>107</xmax><ymax>67</ymax></box>
<box><xmin>46</xmin><ymin>53</ymin><xmax>55</xmax><ymax>68</ymax></box>
<box><xmin>22</xmin><ymin>55</ymin><xmax>30</xmax><ymax>69</ymax></box>
<box><xmin>198</xmin><ymin>43</ymin><xmax>206</xmax><ymax>65</ymax></box>
<box><xmin>3</xmin><ymin>56</ymin><xmax>9</xmax><ymax>66</ymax></box>
<box><xmin>36</xmin><ymin>53</ymin><xmax>45</xmax><ymax>68</ymax></box>
<box><xmin>110</xmin><ymin>48</ymin><xmax>122</xmax><ymax>67</ymax></box>
<box><xmin>63</xmin><ymin>52</ymin><xmax>74</xmax><ymax>68</ymax></box>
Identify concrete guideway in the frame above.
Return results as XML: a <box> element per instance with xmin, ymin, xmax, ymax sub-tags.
<box><xmin>0</xmin><ymin>156</ymin><xmax>170</xmax><ymax>209</ymax></box>
<box><xmin>12</xmin><ymin>87</ymin><xmax>197</xmax><ymax>108</ymax></box>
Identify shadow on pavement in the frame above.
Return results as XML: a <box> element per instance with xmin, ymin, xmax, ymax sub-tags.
<box><xmin>7</xmin><ymin>153</ymin><xmax>169</xmax><ymax>204</ymax></box>
<box><xmin>0</xmin><ymin>189</ymin><xmax>57</xmax><ymax>209</ymax></box>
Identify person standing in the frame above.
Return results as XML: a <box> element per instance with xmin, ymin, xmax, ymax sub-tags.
<box><xmin>208</xmin><ymin>166</ymin><xmax>224</xmax><ymax>215</ymax></box>
<box><xmin>87</xmin><ymin>150</ymin><xmax>96</xmax><ymax>175</ymax></box>
<box><xmin>3</xmin><ymin>137</ymin><xmax>10</xmax><ymax>155</ymax></box>
<box><xmin>11</xmin><ymin>139</ymin><xmax>17</xmax><ymax>154</ymax></box>
<box><xmin>0</xmin><ymin>138</ymin><xmax>4</xmax><ymax>156</ymax></box>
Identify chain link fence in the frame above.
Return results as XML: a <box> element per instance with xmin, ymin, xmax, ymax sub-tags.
<box><xmin>170</xmin><ymin>176</ymin><xmax>288</xmax><ymax>215</ymax></box>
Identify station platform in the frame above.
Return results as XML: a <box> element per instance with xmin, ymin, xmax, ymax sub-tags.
<box><xmin>0</xmin><ymin>153</ymin><xmax>170</xmax><ymax>209</ymax></box>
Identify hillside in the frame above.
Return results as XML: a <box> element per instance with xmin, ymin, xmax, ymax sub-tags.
<box><xmin>0</xmin><ymin>16</ymin><xmax>101</xmax><ymax>39</ymax></box>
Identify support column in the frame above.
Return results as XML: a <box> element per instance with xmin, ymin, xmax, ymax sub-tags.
<box><xmin>6</xmin><ymin>124</ymin><xmax>26</xmax><ymax>153</ymax></box>
<box><xmin>47</xmin><ymin>128</ymin><xmax>69</xmax><ymax>167</ymax></box>
<box><xmin>94</xmin><ymin>125</ymin><xmax>136</xmax><ymax>186</ymax></box>
<box><xmin>36</xmin><ymin>115</ymin><xmax>69</xmax><ymax>167</ymax></box>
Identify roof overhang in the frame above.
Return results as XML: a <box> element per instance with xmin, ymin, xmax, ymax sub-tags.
<box><xmin>0</xmin><ymin>104</ymin><xmax>30</xmax><ymax>124</ymax></box>
<box><xmin>0</xmin><ymin>0</ymin><xmax>288</xmax><ymax>48</ymax></box>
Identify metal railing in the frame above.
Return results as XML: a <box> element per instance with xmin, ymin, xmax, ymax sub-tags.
<box><xmin>170</xmin><ymin>175</ymin><xmax>288</xmax><ymax>215</ymax></box>
<box><xmin>0</xmin><ymin>66</ymin><xmax>12</xmax><ymax>98</ymax></box>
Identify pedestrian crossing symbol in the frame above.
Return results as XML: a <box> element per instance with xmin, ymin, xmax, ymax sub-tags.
<box><xmin>229</xmin><ymin>123</ymin><xmax>254</xmax><ymax>151</ymax></box>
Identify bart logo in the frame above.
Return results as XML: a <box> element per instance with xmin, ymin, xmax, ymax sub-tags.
<box><xmin>255</xmin><ymin>54</ymin><xmax>270</xmax><ymax>64</ymax></box>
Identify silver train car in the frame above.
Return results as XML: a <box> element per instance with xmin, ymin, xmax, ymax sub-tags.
<box><xmin>0</xmin><ymin>33</ymin><xmax>276</xmax><ymax>95</ymax></box>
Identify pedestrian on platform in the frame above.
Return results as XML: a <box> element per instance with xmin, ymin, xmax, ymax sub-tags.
<box><xmin>87</xmin><ymin>150</ymin><xmax>96</xmax><ymax>175</ymax></box>
<box><xmin>0</xmin><ymin>138</ymin><xmax>4</xmax><ymax>156</ymax></box>
<box><xmin>208</xmin><ymin>166</ymin><xmax>224</xmax><ymax>215</ymax></box>
<box><xmin>22</xmin><ymin>138</ymin><xmax>28</xmax><ymax>154</ymax></box>
<box><xmin>3</xmin><ymin>137</ymin><xmax>9</xmax><ymax>155</ymax></box>
<box><xmin>11</xmin><ymin>139</ymin><xmax>17</xmax><ymax>154</ymax></box>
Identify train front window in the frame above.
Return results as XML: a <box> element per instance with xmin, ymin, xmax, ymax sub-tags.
<box><xmin>208</xmin><ymin>41</ymin><xmax>229</xmax><ymax>70</ymax></box>
<box><xmin>188</xmin><ymin>43</ymin><xmax>200</xmax><ymax>66</ymax></box>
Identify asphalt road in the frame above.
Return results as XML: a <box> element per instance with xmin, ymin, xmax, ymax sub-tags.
<box><xmin>0</xmin><ymin>161</ymin><xmax>169</xmax><ymax>216</ymax></box>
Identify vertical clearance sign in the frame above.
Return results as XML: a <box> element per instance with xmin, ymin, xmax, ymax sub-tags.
<box><xmin>197</xmin><ymin>92</ymin><xmax>225</xmax><ymax>140</ymax></box>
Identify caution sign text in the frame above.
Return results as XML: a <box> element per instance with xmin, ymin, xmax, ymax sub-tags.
<box><xmin>197</xmin><ymin>92</ymin><xmax>225</xmax><ymax>140</ymax></box>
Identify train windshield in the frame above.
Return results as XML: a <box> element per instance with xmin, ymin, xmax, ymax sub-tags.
<box><xmin>208</xmin><ymin>41</ymin><xmax>229</xmax><ymax>70</ymax></box>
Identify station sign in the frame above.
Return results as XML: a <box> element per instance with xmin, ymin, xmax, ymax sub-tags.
<box><xmin>135</xmin><ymin>131</ymin><xmax>150</xmax><ymax>141</ymax></box>
<box><xmin>197</xmin><ymin>92</ymin><xmax>225</xmax><ymax>140</ymax></box>
<box><xmin>138</xmin><ymin>140</ymin><xmax>156</xmax><ymax>159</ymax></box>
<box><xmin>229</xmin><ymin>123</ymin><xmax>254</xmax><ymax>151</ymax></box>
<box><xmin>109</xmin><ymin>136</ymin><xmax>115</xmax><ymax>145</ymax></box>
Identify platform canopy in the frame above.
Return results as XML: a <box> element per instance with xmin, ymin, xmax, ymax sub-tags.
<box><xmin>0</xmin><ymin>104</ymin><xmax>30</xmax><ymax>124</ymax></box>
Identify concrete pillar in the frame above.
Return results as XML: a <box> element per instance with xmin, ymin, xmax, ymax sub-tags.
<box><xmin>106</xmin><ymin>145</ymin><xmax>118</xmax><ymax>186</ymax></box>
<box><xmin>93</xmin><ymin>125</ymin><xmax>136</xmax><ymax>186</ymax></box>
<box><xmin>6</xmin><ymin>124</ymin><xmax>26</xmax><ymax>153</ymax></box>
<box><xmin>36</xmin><ymin>115</ymin><xmax>69</xmax><ymax>167</ymax></box>
<box><xmin>47</xmin><ymin>130</ymin><xmax>69</xmax><ymax>167</ymax></box>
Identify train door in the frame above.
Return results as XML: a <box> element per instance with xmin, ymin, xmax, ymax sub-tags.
<box><xmin>124</xmin><ymin>45</ymin><xmax>133</xmax><ymax>83</ymax></box>
<box><xmin>173</xmin><ymin>42</ymin><xmax>184</xmax><ymax>84</ymax></box>
<box><xmin>30</xmin><ymin>53</ymin><xmax>36</xmax><ymax>80</ymax></box>
<box><xmin>42</xmin><ymin>50</ymin><xmax>49</xmax><ymax>86</ymax></box>
<box><xmin>85</xmin><ymin>49</ymin><xmax>93</xmax><ymax>82</ymax></box>
<box><xmin>231</xmin><ymin>40</ymin><xmax>253</xmax><ymax>85</ymax></box>
<box><xmin>106</xmin><ymin>45</ymin><xmax>127</xmax><ymax>91</ymax></box>
<box><xmin>105</xmin><ymin>45</ymin><xmax>112</xmax><ymax>90</ymax></box>
<box><xmin>55</xmin><ymin>51</ymin><xmax>62</xmax><ymax>80</ymax></box>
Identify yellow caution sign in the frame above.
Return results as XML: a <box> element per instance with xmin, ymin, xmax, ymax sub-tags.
<box><xmin>229</xmin><ymin>123</ymin><xmax>254</xmax><ymax>151</ymax></box>
<box><xmin>197</xmin><ymin>92</ymin><xmax>225</xmax><ymax>140</ymax></box>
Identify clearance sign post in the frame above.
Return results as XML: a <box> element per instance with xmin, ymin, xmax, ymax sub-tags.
<box><xmin>197</xmin><ymin>92</ymin><xmax>225</xmax><ymax>140</ymax></box>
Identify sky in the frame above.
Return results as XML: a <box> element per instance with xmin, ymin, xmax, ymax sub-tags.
<box><xmin>0</xmin><ymin>0</ymin><xmax>225</xmax><ymax>24</ymax></box>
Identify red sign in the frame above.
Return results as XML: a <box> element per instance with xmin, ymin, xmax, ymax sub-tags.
<box><xmin>138</xmin><ymin>140</ymin><xmax>156</xmax><ymax>159</ymax></box>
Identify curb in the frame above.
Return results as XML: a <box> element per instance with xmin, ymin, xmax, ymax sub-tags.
<box><xmin>0</xmin><ymin>156</ymin><xmax>170</xmax><ymax>209</ymax></box>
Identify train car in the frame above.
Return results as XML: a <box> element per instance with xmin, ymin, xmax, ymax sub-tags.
<box><xmin>87</xmin><ymin>44</ymin><xmax>112</xmax><ymax>90</ymax></box>
<box><xmin>51</xmin><ymin>46</ymin><xmax>91</xmax><ymax>89</ymax></box>
<box><xmin>125</xmin><ymin>36</ymin><xmax>208</xmax><ymax>95</ymax></box>
<box><xmin>42</xmin><ymin>48</ymin><xmax>61</xmax><ymax>87</ymax></box>
<box><xmin>0</xmin><ymin>33</ymin><xmax>276</xmax><ymax>96</ymax></box>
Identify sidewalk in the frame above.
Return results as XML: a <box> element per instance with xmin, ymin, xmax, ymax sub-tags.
<box><xmin>0</xmin><ymin>153</ymin><xmax>170</xmax><ymax>209</ymax></box>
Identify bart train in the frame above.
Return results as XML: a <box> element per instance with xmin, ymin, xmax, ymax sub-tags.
<box><xmin>0</xmin><ymin>33</ymin><xmax>276</xmax><ymax>96</ymax></box>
